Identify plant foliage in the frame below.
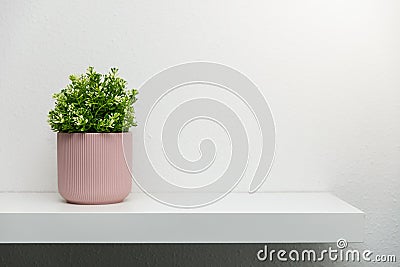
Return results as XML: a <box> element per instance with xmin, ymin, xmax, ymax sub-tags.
<box><xmin>48</xmin><ymin>67</ymin><xmax>138</xmax><ymax>133</ymax></box>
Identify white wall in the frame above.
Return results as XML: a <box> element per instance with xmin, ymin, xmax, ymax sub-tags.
<box><xmin>1</xmin><ymin>0</ymin><xmax>399</xmax><ymax>262</ymax></box>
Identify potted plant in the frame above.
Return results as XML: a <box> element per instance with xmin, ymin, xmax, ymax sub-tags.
<box><xmin>48</xmin><ymin>67</ymin><xmax>138</xmax><ymax>204</ymax></box>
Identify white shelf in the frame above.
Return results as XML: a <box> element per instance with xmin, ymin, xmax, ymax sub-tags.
<box><xmin>0</xmin><ymin>192</ymin><xmax>364</xmax><ymax>243</ymax></box>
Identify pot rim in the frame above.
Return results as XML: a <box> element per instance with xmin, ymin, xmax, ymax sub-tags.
<box><xmin>57</xmin><ymin>131</ymin><xmax>132</xmax><ymax>135</ymax></box>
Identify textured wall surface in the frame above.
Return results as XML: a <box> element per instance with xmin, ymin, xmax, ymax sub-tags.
<box><xmin>0</xmin><ymin>0</ymin><xmax>399</xmax><ymax>266</ymax></box>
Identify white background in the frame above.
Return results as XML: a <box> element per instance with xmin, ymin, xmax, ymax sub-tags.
<box><xmin>1</xmin><ymin>0</ymin><xmax>399</xmax><ymax>261</ymax></box>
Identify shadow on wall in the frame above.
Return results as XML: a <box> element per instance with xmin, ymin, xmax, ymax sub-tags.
<box><xmin>0</xmin><ymin>243</ymin><xmax>372</xmax><ymax>267</ymax></box>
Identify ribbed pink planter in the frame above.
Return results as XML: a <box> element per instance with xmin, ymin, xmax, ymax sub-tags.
<box><xmin>57</xmin><ymin>132</ymin><xmax>132</xmax><ymax>204</ymax></box>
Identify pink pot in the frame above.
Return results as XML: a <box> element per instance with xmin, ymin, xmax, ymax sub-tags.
<box><xmin>57</xmin><ymin>132</ymin><xmax>132</xmax><ymax>204</ymax></box>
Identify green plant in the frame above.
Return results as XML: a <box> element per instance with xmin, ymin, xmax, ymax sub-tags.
<box><xmin>48</xmin><ymin>67</ymin><xmax>138</xmax><ymax>133</ymax></box>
